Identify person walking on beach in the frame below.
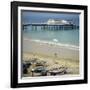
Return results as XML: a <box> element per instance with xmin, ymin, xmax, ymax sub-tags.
<box><xmin>54</xmin><ymin>53</ymin><xmax>57</xmax><ymax>58</ymax></box>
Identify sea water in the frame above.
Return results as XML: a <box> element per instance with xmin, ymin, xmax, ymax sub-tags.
<box><xmin>23</xmin><ymin>26</ymin><xmax>79</xmax><ymax>47</ymax></box>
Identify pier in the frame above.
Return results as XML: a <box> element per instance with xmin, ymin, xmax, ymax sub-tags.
<box><xmin>22</xmin><ymin>19</ymin><xmax>79</xmax><ymax>30</ymax></box>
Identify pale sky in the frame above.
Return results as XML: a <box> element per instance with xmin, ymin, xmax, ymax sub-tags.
<box><xmin>21</xmin><ymin>10</ymin><xmax>80</xmax><ymax>26</ymax></box>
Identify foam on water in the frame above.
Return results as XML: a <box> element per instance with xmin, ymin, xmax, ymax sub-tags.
<box><xmin>23</xmin><ymin>28</ymin><xmax>79</xmax><ymax>47</ymax></box>
<box><xmin>53</xmin><ymin>39</ymin><xmax>58</xmax><ymax>42</ymax></box>
<box><xmin>24</xmin><ymin>38</ymin><xmax>79</xmax><ymax>50</ymax></box>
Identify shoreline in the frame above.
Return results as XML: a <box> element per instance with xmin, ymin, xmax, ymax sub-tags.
<box><xmin>23</xmin><ymin>38</ymin><xmax>79</xmax><ymax>61</ymax></box>
<box><xmin>22</xmin><ymin>38</ymin><xmax>79</xmax><ymax>77</ymax></box>
<box><xmin>24</xmin><ymin>38</ymin><xmax>79</xmax><ymax>50</ymax></box>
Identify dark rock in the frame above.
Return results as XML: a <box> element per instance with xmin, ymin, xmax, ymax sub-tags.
<box><xmin>22</xmin><ymin>62</ymin><xmax>31</xmax><ymax>74</ymax></box>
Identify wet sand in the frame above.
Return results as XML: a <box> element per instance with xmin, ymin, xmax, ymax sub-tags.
<box><xmin>23</xmin><ymin>38</ymin><xmax>79</xmax><ymax>61</ymax></box>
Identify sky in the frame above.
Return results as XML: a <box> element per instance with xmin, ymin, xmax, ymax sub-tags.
<box><xmin>21</xmin><ymin>10</ymin><xmax>80</xmax><ymax>26</ymax></box>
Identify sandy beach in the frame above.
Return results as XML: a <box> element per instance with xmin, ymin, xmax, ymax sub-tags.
<box><xmin>23</xmin><ymin>38</ymin><xmax>79</xmax><ymax>60</ymax></box>
<box><xmin>22</xmin><ymin>38</ymin><xmax>79</xmax><ymax>77</ymax></box>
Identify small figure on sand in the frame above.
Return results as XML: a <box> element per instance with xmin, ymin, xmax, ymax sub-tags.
<box><xmin>54</xmin><ymin>53</ymin><xmax>57</xmax><ymax>58</ymax></box>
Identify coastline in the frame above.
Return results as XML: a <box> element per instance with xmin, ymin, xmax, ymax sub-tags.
<box><xmin>23</xmin><ymin>38</ymin><xmax>79</xmax><ymax>61</ymax></box>
<box><xmin>22</xmin><ymin>38</ymin><xmax>79</xmax><ymax>77</ymax></box>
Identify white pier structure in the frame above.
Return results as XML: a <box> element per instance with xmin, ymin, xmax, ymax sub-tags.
<box><xmin>23</xmin><ymin>19</ymin><xmax>79</xmax><ymax>30</ymax></box>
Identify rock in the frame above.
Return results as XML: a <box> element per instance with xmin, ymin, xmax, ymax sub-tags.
<box><xmin>22</xmin><ymin>62</ymin><xmax>31</xmax><ymax>74</ymax></box>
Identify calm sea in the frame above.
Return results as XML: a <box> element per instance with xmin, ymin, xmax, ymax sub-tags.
<box><xmin>23</xmin><ymin>26</ymin><xmax>79</xmax><ymax>47</ymax></box>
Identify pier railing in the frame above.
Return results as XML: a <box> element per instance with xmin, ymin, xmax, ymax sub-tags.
<box><xmin>22</xmin><ymin>23</ymin><xmax>79</xmax><ymax>30</ymax></box>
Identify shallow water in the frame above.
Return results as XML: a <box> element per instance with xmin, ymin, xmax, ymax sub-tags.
<box><xmin>23</xmin><ymin>26</ymin><xmax>79</xmax><ymax>46</ymax></box>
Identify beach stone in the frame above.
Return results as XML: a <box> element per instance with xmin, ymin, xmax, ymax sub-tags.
<box><xmin>35</xmin><ymin>61</ymin><xmax>46</xmax><ymax>66</ymax></box>
<box><xmin>32</xmin><ymin>66</ymin><xmax>48</xmax><ymax>76</ymax></box>
<box><xmin>23</xmin><ymin>65</ymin><xmax>28</xmax><ymax>74</ymax></box>
<box><xmin>49</xmin><ymin>67</ymin><xmax>67</xmax><ymax>75</ymax></box>
<box><xmin>22</xmin><ymin>62</ymin><xmax>31</xmax><ymax>74</ymax></box>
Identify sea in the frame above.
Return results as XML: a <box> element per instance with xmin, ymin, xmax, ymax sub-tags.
<box><xmin>23</xmin><ymin>26</ymin><xmax>79</xmax><ymax>49</ymax></box>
